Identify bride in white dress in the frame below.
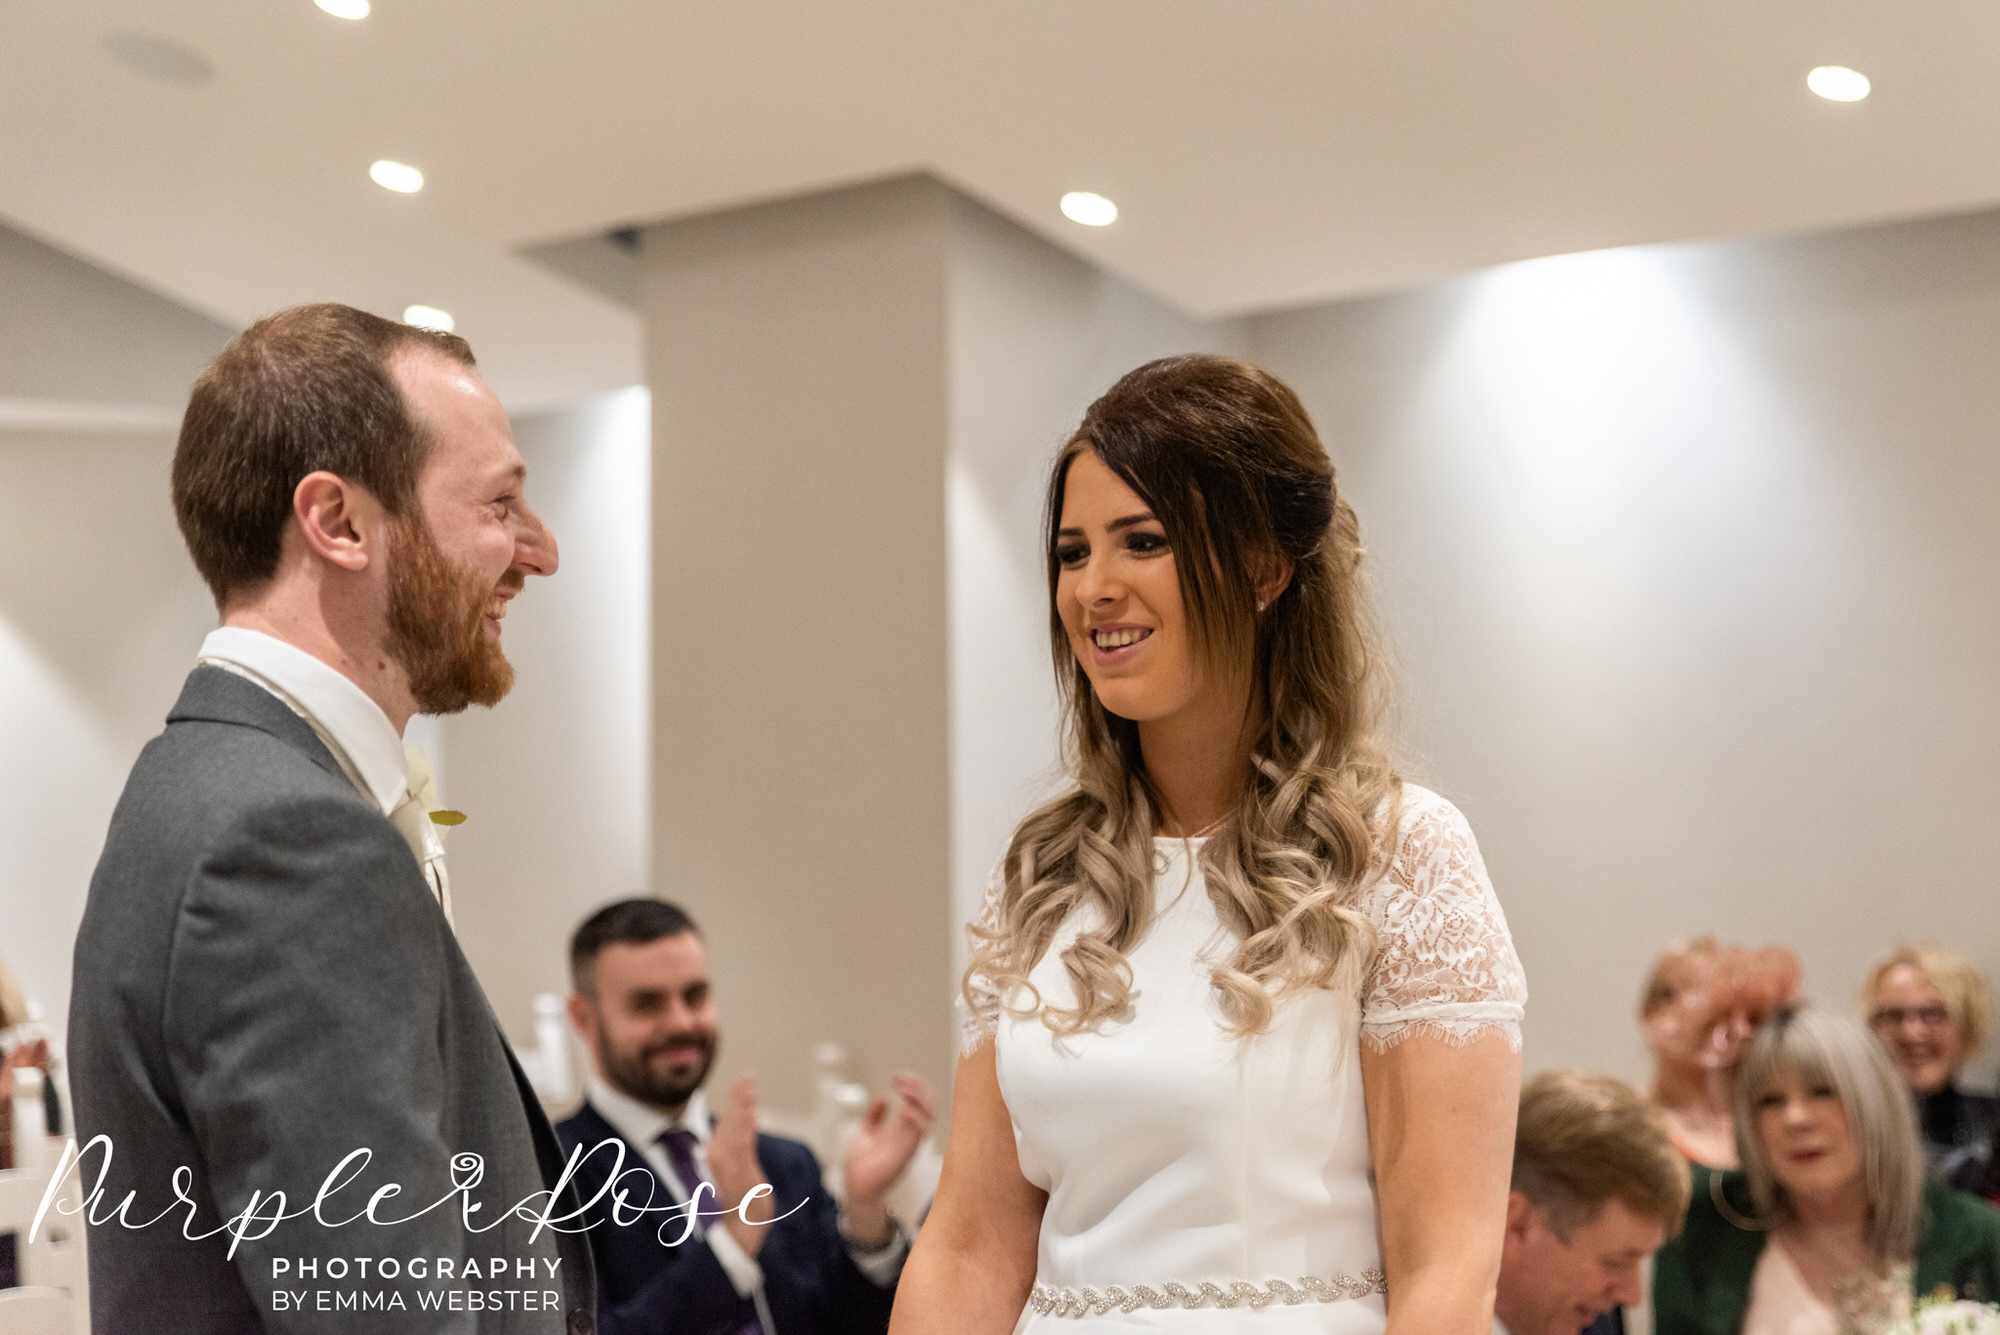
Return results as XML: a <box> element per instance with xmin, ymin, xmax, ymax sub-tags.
<box><xmin>890</xmin><ymin>356</ymin><xmax>1528</xmax><ymax>1334</ymax></box>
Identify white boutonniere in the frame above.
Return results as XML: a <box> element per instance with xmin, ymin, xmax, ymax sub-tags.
<box><xmin>404</xmin><ymin>748</ymin><xmax>466</xmax><ymax>834</ymax></box>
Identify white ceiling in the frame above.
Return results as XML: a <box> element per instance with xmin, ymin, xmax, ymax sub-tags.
<box><xmin>8</xmin><ymin>1</ymin><xmax>2000</xmax><ymax>410</ymax></box>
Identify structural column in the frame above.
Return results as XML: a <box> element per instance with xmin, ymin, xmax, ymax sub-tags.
<box><xmin>645</xmin><ymin>177</ymin><xmax>956</xmax><ymax>1109</ymax></box>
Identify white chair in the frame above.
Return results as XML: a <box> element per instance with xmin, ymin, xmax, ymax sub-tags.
<box><xmin>0</xmin><ymin>1072</ymin><xmax>88</xmax><ymax>1335</ymax></box>
<box><xmin>514</xmin><ymin>992</ymin><xmax>577</xmax><ymax>1108</ymax></box>
<box><xmin>0</xmin><ymin>1287</ymin><xmax>75</xmax><ymax>1335</ymax></box>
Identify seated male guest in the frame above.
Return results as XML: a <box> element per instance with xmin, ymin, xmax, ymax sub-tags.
<box><xmin>560</xmin><ymin>900</ymin><xmax>935</xmax><ymax>1335</ymax></box>
<box><xmin>1497</xmin><ymin>1070</ymin><xmax>1691</xmax><ymax>1335</ymax></box>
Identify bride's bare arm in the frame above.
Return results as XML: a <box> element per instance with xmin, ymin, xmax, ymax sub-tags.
<box><xmin>888</xmin><ymin>1042</ymin><xmax>1046</xmax><ymax>1334</ymax></box>
<box><xmin>1360</xmin><ymin>1029</ymin><xmax>1520</xmax><ymax>1335</ymax></box>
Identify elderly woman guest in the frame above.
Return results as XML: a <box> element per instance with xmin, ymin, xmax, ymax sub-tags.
<box><xmin>1641</xmin><ymin>939</ymin><xmax>1802</xmax><ymax>1169</ymax></box>
<box><xmin>1861</xmin><ymin>944</ymin><xmax>1995</xmax><ymax>1190</ymax></box>
<box><xmin>1653</xmin><ymin>1007</ymin><xmax>2000</xmax><ymax>1335</ymax></box>
<box><xmin>892</xmin><ymin>356</ymin><xmax>1527</xmax><ymax>1334</ymax></box>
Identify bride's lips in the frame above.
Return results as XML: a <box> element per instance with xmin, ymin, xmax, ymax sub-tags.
<box><xmin>1086</xmin><ymin>623</ymin><xmax>1153</xmax><ymax>666</ymax></box>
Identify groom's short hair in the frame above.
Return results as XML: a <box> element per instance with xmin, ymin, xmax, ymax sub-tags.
<box><xmin>569</xmin><ymin>898</ymin><xmax>702</xmax><ymax>997</ymax></box>
<box><xmin>171</xmin><ymin>302</ymin><xmax>475</xmax><ymax>608</ymax></box>
<box><xmin>1512</xmin><ymin>1070</ymin><xmax>1690</xmax><ymax>1240</ymax></box>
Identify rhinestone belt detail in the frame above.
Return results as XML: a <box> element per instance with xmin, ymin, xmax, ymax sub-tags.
<box><xmin>1028</xmin><ymin>1271</ymin><xmax>1387</xmax><ymax>1318</ymax></box>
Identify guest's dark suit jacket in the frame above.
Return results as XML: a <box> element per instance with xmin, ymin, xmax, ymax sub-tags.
<box><xmin>556</xmin><ymin>1100</ymin><xmax>895</xmax><ymax>1335</ymax></box>
<box><xmin>68</xmin><ymin>667</ymin><xmax>596</xmax><ymax>1334</ymax></box>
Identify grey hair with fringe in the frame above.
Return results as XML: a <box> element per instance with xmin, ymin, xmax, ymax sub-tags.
<box><xmin>1733</xmin><ymin>1006</ymin><xmax>1923</xmax><ymax>1265</ymax></box>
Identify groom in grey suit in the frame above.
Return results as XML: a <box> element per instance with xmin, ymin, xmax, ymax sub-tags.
<box><xmin>68</xmin><ymin>304</ymin><xmax>595</xmax><ymax>1332</ymax></box>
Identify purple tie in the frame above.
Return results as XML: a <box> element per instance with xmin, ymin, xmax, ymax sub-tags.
<box><xmin>659</xmin><ymin>1129</ymin><xmax>765</xmax><ymax>1335</ymax></box>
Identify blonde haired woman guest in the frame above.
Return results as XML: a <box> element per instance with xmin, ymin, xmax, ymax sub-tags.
<box><xmin>1653</xmin><ymin>1008</ymin><xmax>2000</xmax><ymax>1335</ymax></box>
<box><xmin>1641</xmin><ymin>940</ymin><xmax>1802</xmax><ymax>1169</ymax></box>
<box><xmin>1861</xmin><ymin>944</ymin><xmax>1996</xmax><ymax>1190</ymax></box>
<box><xmin>890</xmin><ymin>356</ymin><xmax>1528</xmax><ymax>1334</ymax></box>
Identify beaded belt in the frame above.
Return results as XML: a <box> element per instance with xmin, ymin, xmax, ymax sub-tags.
<box><xmin>1028</xmin><ymin>1271</ymin><xmax>1387</xmax><ymax>1318</ymax></box>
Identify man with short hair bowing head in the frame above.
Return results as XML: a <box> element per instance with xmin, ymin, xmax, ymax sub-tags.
<box><xmin>68</xmin><ymin>304</ymin><xmax>594</xmax><ymax>1333</ymax></box>
<box><xmin>1496</xmin><ymin>1071</ymin><xmax>1692</xmax><ymax>1335</ymax></box>
<box><xmin>560</xmin><ymin>899</ymin><xmax>934</xmax><ymax>1335</ymax></box>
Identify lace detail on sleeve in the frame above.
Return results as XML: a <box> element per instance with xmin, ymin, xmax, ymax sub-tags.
<box><xmin>957</xmin><ymin>866</ymin><xmax>1007</xmax><ymax>1057</ymax></box>
<box><xmin>1357</xmin><ymin>787</ymin><xmax>1527</xmax><ymax>1053</ymax></box>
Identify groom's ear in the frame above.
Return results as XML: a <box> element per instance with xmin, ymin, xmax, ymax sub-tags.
<box><xmin>292</xmin><ymin>470</ymin><xmax>384</xmax><ymax>574</ymax></box>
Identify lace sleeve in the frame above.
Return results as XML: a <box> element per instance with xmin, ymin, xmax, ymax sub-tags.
<box><xmin>1357</xmin><ymin>787</ymin><xmax>1527</xmax><ymax>1053</ymax></box>
<box><xmin>956</xmin><ymin>866</ymin><xmax>1007</xmax><ymax>1057</ymax></box>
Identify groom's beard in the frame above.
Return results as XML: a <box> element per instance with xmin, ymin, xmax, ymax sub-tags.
<box><xmin>385</xmin><ymin>515</ymin><xmax>519</xmax><ymax>715</ymax></box>
<box><xmin>602</xmin><ymin>1029</ymin><xmax>718</xmax><ymax>1111</ymax></box>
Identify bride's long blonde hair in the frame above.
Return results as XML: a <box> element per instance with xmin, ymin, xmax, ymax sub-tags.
<box><xmin>965</xmin><ymin>355</ymin><xmax>1401</xmax><ymax>1039</ymax></box>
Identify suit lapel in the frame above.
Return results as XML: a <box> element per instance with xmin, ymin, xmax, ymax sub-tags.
<box><xmin>167</xmin><ymin>664</ymin><xmax>349</xmax><ymax>786</ymax></box>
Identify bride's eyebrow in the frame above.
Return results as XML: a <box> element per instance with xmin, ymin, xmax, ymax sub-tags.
<box><xmin>1056</xmin><ymin>512</ymin><xmax>1157</xmax><ymax>539</ymax></box>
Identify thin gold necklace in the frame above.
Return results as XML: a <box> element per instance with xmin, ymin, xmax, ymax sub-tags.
<box><xmin>1161</xmin><ymin>812</ymin><xmax>1229</xmax><ymax>839</ymax></box>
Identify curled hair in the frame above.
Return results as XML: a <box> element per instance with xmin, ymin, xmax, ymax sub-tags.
<box><xmin>1860</xmin><ymin>942</ymin><xmax>1989</xmax><ymax>1061</ymax></box>
<box><xmin>1733</xmin><ymin>1007</ymin><xmax>1923</xmax><ymax>1265</ymax></box>
<box><xmin>965</xmin><ymin>355</ymin><xmax>1400</xmax><ymax>1039</ymax></box>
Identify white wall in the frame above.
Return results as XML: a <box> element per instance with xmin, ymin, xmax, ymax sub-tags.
<box><xmin>1250</xmin><ymin>208</ymin><xmax>2000</xmax><ymax>1087</ymax></box>
<box><xmin>644</xmin><ymin>177</ymin><xmax>958</xmax><ymax>1111</ymax></box>
<box><xmin>0</xmin><ymin>426</ymin><xmax>217</xmax><ymax>1046</ymax></box>
<box><xmin>0</xmin><ymin>220</ymin><xmax>231</xmax><ymax>411</ymax></box>
<box><xmin>442</xmin><ymin>388</ymin><xmax>654</xmax><ymax>1048</ymax></box>
<box><xmin>0</xmin><ymin>219</ymin><xmax>233</xmax><ymax>1046</ymax></box>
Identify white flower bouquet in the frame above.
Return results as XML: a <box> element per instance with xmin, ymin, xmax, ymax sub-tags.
<box><xmin>1884</xmin><ymin>1298</ymin><xmax>2000</xmax><ymax>1335</ymax></box>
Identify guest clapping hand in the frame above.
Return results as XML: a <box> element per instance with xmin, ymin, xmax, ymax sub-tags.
<box><xmin>840</xmin><ymin>1072</ymin><xmax>937</xmax><ymax>1248</ymax></box>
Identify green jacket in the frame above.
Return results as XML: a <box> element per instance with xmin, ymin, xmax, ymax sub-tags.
<box><xmin>1653</xmin><ymin>1166</ymin><xmax>2000</xmax><ymax>1335</ymax></box>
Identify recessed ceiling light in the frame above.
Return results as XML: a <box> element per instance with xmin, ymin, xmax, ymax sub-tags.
<box><xmin>1060</xmin><ymin>191</ymin><xmax>1119</xmax><ymax>227</ymax></box>
<box><xmin>403</xmin><ymin>305</ymin><xmax>454</xmax><ymax>332</ymax></box>
<box><xmin>315</xmin><ymin>0</ymin><xmax>370</xmax><ymax>17</ymax></box>
<box><xmin>370</xmin><ymin>159</ymin><xmax>424</xmax><ymax>193</ymax></box>
<box><xmin>1808</xmin><ymin>66</ymin><xmax>1870</xmax><ymax>102</ymax></box>
<box><xmin>102</xmin><ymin>32</ymin><xmax>214</xmax><ymax>85</ymax></box>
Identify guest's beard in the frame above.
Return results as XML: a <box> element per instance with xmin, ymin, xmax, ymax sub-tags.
<box><xmin>601</xmin><ymin>1029</ymin><xmax>718</xmax><ymax>1110</ymax></box>
<box><xmin>385</xmin><ymin>515</ymin><xmax>520</xmax><ymax>715</ymax></box>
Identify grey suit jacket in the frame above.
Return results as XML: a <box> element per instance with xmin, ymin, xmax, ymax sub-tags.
<box><xmin>69</xmin><ymin>667</ymin><xmax>595</xmax><ymax>1334</ymax></box>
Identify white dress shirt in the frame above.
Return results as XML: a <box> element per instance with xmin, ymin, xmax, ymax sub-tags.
<box><xmin>584</xmin><ymin>1076</ymin><xmax>768</xmax><ymax>1298</ymax></box>
<box><xmin>584</xmin><ymin>1073</ymin><xmax>909</xmax><ymax>1306</ymax></box>
<box><xmin>196</xmin><ymin>627</ymin><xmax>452</xmax><ymax>922</ymax></box>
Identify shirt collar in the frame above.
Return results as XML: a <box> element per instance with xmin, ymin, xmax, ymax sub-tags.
<box><xmin>587</xmin><ymin>1072</ymin><xmax>711</xmax><ymax>1151</ymax></box>
<box><xmin>198</xmin><ymin>627</ymin><xmax>409</xmax><ymax>815</ymax></box>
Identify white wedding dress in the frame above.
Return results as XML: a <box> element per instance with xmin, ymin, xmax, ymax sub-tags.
<box><xmin>961</xmin><ymin>785</ymin><xmax>1527</xmax><ymax>1332</ymax></box>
